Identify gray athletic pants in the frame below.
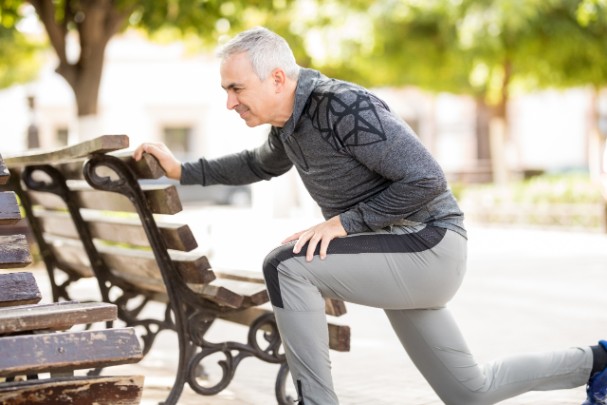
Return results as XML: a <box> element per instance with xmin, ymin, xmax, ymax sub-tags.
<box><xmin>262</xmin><ymin>225</ymin><xmax>593</xmax><ymax>405</ymax></box>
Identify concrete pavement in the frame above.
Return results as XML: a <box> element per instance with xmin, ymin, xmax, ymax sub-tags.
<box><xmin>21</xmin><ymin>210</ymin><xmax>607</xmax><ymax>404</ymax></box>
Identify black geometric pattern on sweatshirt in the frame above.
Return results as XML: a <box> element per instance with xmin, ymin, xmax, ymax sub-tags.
<box><xmin>306</xmin><ymin>89</ymin><xmax>387</xmax><ymax>151</ymax></box>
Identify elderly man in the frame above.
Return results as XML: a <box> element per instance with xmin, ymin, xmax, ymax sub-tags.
<box><xmin>134</xmin><ymin>27</ymin><xmax>607</xmax><ymax>405</ymax></box>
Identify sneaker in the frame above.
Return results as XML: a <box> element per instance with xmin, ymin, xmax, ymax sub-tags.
<box><xmin>583</xmin><ymin>340</ymin><xmax>607</xmax><ymax>405</ymax></box>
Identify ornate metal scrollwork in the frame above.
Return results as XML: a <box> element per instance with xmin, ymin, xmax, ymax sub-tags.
<box><xmin>248</xmin><ymin>312</ymin><xmax>285</xmax><ymax>363</ymax></box>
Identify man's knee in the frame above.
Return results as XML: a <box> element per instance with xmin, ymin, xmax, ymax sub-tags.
<box><xmin>262</xmin><ymin>244</ymin><xmax>294</xmax><ymax>308</ymax></box>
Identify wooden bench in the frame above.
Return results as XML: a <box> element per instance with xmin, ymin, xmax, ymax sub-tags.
<box><xmin>3</xmin><ymin>135</ymin><xmax>351</xmax><ymax>405</ymax></box>
<box><xmin>0</xmin><ymin>152</ymin><xmax>144</xmax><ymax>405</ymax></box>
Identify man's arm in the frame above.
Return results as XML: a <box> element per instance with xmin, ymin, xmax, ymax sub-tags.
<box><xmin>181</xmin><ymin>127</ymin><xmax>293</xmax><ymax>186</ymax></box>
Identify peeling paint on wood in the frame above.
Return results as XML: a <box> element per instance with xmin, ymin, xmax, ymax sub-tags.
<box><xmin>0</xmin><ymin>272</ymin><xmax>40</xmax><ymax>307</ymax></box>
<box><xmin>0</xmin><ymin>375</ymin><xmax>144</xmax><ymax>404</ymax></box>
<box><xmin>0</xmin><ymin>235</ymin><xmax>32</xmax><ymax>269</ymax></box>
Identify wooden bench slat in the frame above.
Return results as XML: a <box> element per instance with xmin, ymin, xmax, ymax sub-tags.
<box><xmin>0</xmin><ymin>301</ymin><xmax>117</xmax><ymax>335</ymax></box>
<box><xmin>28</xmin><ymin>183</ymin><xmax>182</xmax><ymax>215</ymax></box>
<box><xmin>97</xmin><ymin>243</ymin><xmax>214</xmax><ymax>284</ymax></box>
<box><xmin>0</xmin><ymin>192</ymin><xmax>21</xmax><ymax>225</ymax></box>
<box><xmin>47</xmin><ymin>240</ymin><xmax>95</xmax><ymax>278</ymax></box>
<box><xmin>0</xmin><ymin>375</ymin><xmax>144</xmax><ymax>405</ymax></box>
<box><xmin>0</xmin><ymin>235</ymin><xmax>32</xmax><ymax>269</ymax></box>
<box><xmin>218</xmin><ymin>307</ymin><xmax>350</xmax><ymax>351</ymax></box>
<box><xmin>324</xmin><ymin>298</ymin><xmax>348</xmax><ymax>317</ymax></box>
<box><xmin>214</xmin><ymin>270</ymin><xmax>347</xmax><ymax>316</ymax></box>
<box><xmin>0</xmin><ymin>327</ymin><xmax>143</xmax><ymax>377</ymax></box>
<box><xmin>210</xmin><ymin>278</ymin><xmax>269</xmax><ymax>306</ymax></box>
<box><xmin>44</xmin><ymin>234</ymin><xmax>214</xmax><ymax>285</ymax></box>
<box><xmin>130</xmin><ymin>152</ymin><xmax>168</xmax><ymax>179</ymax></box>
<box><xmin>36</xmin><ymin>208</ymin><xmax>197</xmax><ymax>251</ymax></box>
<box><xmin>0</xmin><ymin>272</ymin><xmax>41</xmax><ymax>307</ymax></box>
<box><xmin>3</xmin><ymin>135</ymin><xmax>129</xmax><ymax>166</ymax></box>
<box><xmin>328</xmin><ymin>323</ymin><xmax>351</xmax><ymax>352</ymax></box>
<box><xmin>53</xmin><ymin>151</ymin><xmax>166</xmax><ymax>182</ymax></box>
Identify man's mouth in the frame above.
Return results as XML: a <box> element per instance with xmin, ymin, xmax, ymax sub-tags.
<box><xmin>236</xmin><ymin>107</ymin><xmax>249</xmax><ymax>119</ymax></box>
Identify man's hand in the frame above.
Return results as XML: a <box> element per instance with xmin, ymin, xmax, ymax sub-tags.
<box><xmin>282</xmin><ymin>216</ymin><xmax>347</xmax><ymax>262</ymax></box>
<box><xmin>132</xmin><ymin>142</ymin><xmax>182</xmax><ymax>180</ymax></box>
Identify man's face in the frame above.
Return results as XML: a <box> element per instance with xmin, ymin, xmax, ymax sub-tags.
<box><xmin>220</xmin><ymin>52</ymin><xmax>276</xmax><ymax>127</ymax></box>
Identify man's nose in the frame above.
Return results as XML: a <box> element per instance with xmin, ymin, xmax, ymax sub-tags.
<box><xmin>226</xmin><ymin>93</ymin><xmax>238</xmax><ymax>110</ymax></box>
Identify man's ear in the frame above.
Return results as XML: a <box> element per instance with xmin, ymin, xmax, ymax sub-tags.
<box><xmin>271</xmin><ymin>68</ymin><xmax>287</xmax><ymax>92</ymax></box>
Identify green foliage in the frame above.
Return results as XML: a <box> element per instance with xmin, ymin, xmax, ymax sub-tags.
<box><xmin>301</xmin><ymin>0</ymin><xmax>607</xmax><ymax>105</ymax></box>
<box><xmin>2</xmin><ymin>0</ymin><xmax>607</xmax><ymax>111</ymax></box>
<box><xmin>125</xmin><ymin>0</ymin><xmax>295</xmax><ymax>49</ymax></box>
<box><xmin>460</xmin><ymin>172</ymin><xmax>602</xmax><ymax>205</ymax></box>
<box><xmin>457</xmin><ymin>172</ymin><xmax>604</xmax><ymax>229</ymax></box>
<box><xmin>0</xmin><ymin>3</ymin><xmax>44</xmax><ymax>89</ymax></box>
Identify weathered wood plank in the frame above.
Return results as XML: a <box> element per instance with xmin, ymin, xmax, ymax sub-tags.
<box><xmin>208</xmin><ymin>278</ymin><xmax>269</xmax><ymax>306</ymax></box>
<box><xmin>36</xmin><ymin>209</ymin><xmax>197</xmax><ymax>251</ymax></box>
<box><xmin>97</xmin><ymin>243</ymin><xmax>214</xmax><ymax>285</ymax></box>
<box><xmin>0</xmin><ymin>192</ymin><xmax>21</xmax><ymax>225</ymax></box>
<box><xmin>0</xmin><ymin>235</ymin><xmax>32</xmax><ymax>269</ymax></box>
<box><xmin>0</xmin><ymin>328</ymin><xmax>143</xmax><ymax>377</ymax></box>
<box><xmin>120</xmin><ymin>151</ymin><xmax>166</xmax><ymax>179</ymax></box>
<box><xmin>212</xmin><ymin>270</ymin><xmax>346</xmax><ymax>313</ymax></box>
<box><xmin>3</xmin><ymin>135</ymin><xmax>129</xmax><ymax>166</ymax></box>
<box><xmin>28</xmin><ymin>183</ymin><xmax>182</xmax><ymax>215</ymax></box>
<box><xmin>0</xmin><ymin>301</ymin><xmax>117</xmax><ymax>335</ymax></box>
<box><xmin>0</xmin><ymin>375</ymin><xmax>144</xmax><ymax>405</ymax></box>
<box><xmin>48</xmin><ymin>241</ymin><xmax>95</xmax><ymax>278</ymax></box>
<box><xmin>0</xmin><ymin>153</ymin><xmax>9</xmax><ymax>185</ymax></box>
<box><xmin>54</xmin><ymin>151</ymin><xmax>165</xmax><ymax>181</ymax></box>
<box><xmin>44</xmin><ymin>235</ymin><xmax>213</xmax><ymax>285</ymax></box>
<box><xmin>219</xmin><ymin>307</ymin><xmax>350</xmax><ymax>351</ymax></box>
<box><xmin>324</xmin><ymin>298</ymin><xmax>348</xmax><ymax>317</ymax></box>
<box><xmin>328</xmin><ymin>323</ymin><xmax>351</xmax><ymax>352</ymax></box>
<box><xmin>0</xmin><ymin>272</ymin><xmax>41</xmax><ymax>307</ymax></box>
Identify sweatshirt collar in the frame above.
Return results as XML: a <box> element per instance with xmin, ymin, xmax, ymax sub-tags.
<box><xmin>278</xmin><ymin>68</ymin><xmax>323</xmax><ymax>139</ymax></box>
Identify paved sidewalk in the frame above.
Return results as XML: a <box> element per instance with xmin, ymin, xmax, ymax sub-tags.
<box><xmin>21</xmin><ymin>216</ymin><xmax>607</xmax><ymax>404</ymax></box>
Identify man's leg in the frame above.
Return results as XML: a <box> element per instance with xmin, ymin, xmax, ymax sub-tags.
<box><xmin>385</xmin><ymin>307</ymin><xmax>592</xmax><ymax>405</ymax></box>
<box><xmin>263</xmin><ymin>226</ymin><xmax>463</xmax><ymax>404</ymax></box>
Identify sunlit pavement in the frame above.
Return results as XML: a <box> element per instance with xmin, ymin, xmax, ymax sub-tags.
<box><xmin>24</xmin><ymin>205</ymin><xmax>607</xmax><ymax>404</ymax></box>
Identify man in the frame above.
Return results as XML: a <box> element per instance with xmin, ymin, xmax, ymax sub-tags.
<box><xmin>134</xmin><ymin>26</ymin><xmax>607</xmax><ymax>405</ymax></box>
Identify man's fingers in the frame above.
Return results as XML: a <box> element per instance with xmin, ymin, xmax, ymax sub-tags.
<box><xmin>132</xmin><ymin>144</ymin><xmax>145</xmax><ymax>161</ymax></box>
<box><xmin>319</xmin><ymin>237</ymin><xmax>332</xmax><ymax>260</ymax></box>
<box><xmin>292</xmin><ymin>231</ymin><xmax>311</xmax><ymax>254</ymax></box>
<box><xmin>305</xmin><ymin>232</ymin><xmax>323</xmax><ymax>262</ymax></box>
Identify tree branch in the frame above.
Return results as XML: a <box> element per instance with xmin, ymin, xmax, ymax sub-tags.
<box><xmin>27</xmin><ymin>0</ymin><xmax>68</xmax><ymax>65</ymax></box>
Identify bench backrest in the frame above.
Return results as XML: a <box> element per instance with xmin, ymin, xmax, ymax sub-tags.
<box><xmin>5</xmin><ymin>135</ymin><xmax>215</xmax><ymax>305</ymax></box>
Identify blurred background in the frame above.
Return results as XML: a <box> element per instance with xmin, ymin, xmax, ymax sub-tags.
<box><xmin>2</xmin><ymin>4</ymin><xmax>607</xmax><ymax>403</ymax></box>
<box><xmin>1</xmin><ymin>0</ymin><xmax>607</xmax><ymax>231</ymax></box>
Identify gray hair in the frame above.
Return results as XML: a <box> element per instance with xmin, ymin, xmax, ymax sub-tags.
<box><xmin>217</xmin><ymin>27</ymin><xmax>300</xmax><ymax>80</ymax></box>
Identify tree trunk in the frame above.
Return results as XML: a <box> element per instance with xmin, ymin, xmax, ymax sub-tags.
<box><xmin>488</xmin><ymin>59</ymin><xmax>513</xmax><ymax>185</ymax></box>
<box><xmin>474</xmin><ymin>96</ymin><xmax>492</xmax><ymax>161</ymax></box>
<box><xmin>28</xmin><ymin>0</ymin><xmax>129</xmax><ymax>140</ymax></box>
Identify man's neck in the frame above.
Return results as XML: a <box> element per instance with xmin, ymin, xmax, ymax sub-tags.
<box><xmin>273</xmin><ymin>79</ymin><xmax>298</xmax><ymax>127</ymax></box>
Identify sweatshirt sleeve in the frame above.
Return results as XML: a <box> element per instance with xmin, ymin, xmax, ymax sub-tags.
<box><xmin>180</xmin><ymin>127</ymin><xmax>293</xmax><ymax>186</ymax></box>
<box><xmin>336</xmin><ymin>93</ymin><xmax>448</xmax><ymax>234</ymax></box>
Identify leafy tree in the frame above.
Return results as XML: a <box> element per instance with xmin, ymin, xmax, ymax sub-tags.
<box><xmin>300</xmin><ymin>0</ymin><xmax>607</xmax><ymax>179</ymax></box>
<box><xmin>1</xmin><ymin>0</ymin><xmax>293</xmax><ymax>139</ymax></box>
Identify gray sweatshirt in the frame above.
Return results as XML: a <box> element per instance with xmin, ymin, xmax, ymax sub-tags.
<box><xmin>181</xmin><ymin>68</ymin><xmax>466</xmax><ymax>238</ymax></box>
